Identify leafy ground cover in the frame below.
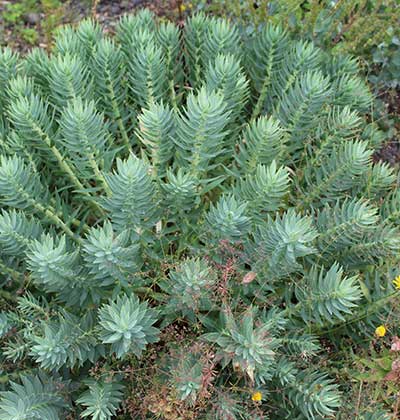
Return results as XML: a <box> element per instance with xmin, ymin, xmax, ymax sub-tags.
<box><xmin>0</xmin><ymin>3</ymin><xmax>400</xmax><ymax>419</ymax></box>
<box><xmin>1</xmin><ymin>0</ymin><xmax>399</xmax><ymax>167</ymax></box>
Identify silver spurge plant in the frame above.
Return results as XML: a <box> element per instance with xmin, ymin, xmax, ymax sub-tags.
<box><xmin>0</xmin><ymin>9</ymin><xmax>398</xmax><ymax>420</ymax></box>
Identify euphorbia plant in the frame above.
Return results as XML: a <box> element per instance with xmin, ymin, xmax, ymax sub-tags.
<box><xmin>0</xmin><ymin>9</ymin><xmax>398</xmax><ymax>419</ymax></box>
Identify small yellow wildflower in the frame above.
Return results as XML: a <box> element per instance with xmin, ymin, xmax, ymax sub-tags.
<box><xmin>251</xmin><ymin>391</ymin><xmax>262</xmax><ymax>402</ymax></box>
<box><xmin>375</xmin><ymin>325</ymin><xmax>386</xmax><ymax>338</ymax></box>
<box><xmin>393</xmin><ymin>275</ymin><xmax>400</xmax><ymax>290</ymax></box>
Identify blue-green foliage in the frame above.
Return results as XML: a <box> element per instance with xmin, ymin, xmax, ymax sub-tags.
<box><xmin>0</xmin><ymin>9</ymin><xmax>397</xmax><ymax>420</ymax></box>
<box><xmin>98</xmin><ymin>294</ymin><xmax>159</xmax><ymax>358</ymax></box>
<box><xmin>78</xmin><ymin>379</ymin><xmax>124</xmax><ymax>420</ymax></box>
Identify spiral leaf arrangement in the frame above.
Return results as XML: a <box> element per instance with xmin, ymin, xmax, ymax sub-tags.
<box><xmin>0</xmin><ymin>9</ymin><xmax>397</xmax><ymax>420</ymax></box>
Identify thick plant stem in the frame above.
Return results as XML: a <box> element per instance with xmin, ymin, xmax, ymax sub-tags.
<box><xmin>20</xmin><ymin>187</ymin><xmax>83</xmax><ymax>244</ymax></box>
<box><xmin>251</xmin><ymin>59</ymin><xmax>273</xmax><ymax>121</ymax></box>
<box><xmin>50</xmin><ymin>145</ymin><xmax>105</xmax><ymax>215</ymax></box>
<box><xmin>49</xmin><ymin>199</ymin><xmax>90</xmax><ymax>233</ymax></box>
<box><xmin>0</xmin><ymin>289</ymin><xmax>17</xmax><ymax>302</ymax></box>
<box><xmin>117</xmin><ymin>117</ymin><xmax>131</xmax><ymax>152</ymax></box>
<box><xmin>34</xmin><ymin>200</ymin><xmax>83</xmax><ymax>245</ymax></box>
<box><xmin>31</xmin><ymin>120</ymin><xmax>84</xmax><ymax>191</ymax></box>
<box><xmin>9</xmin><ymin>169</ymin><xmax>83</xmax><ymax>243</ymax></box>
<box><xmin>298</xmin><ymin>162</ymin><xmax>352</xmax><ymax>210</ymax></box>
<box><xmin>132</xmin><ymin>286</ymin><xmax>166</xmax><ymax>302</ymax></box>
<box><xmin>88</xmin><ymin>153</ymin><xmax>112</xmax><ymax>196</ymax></box>
<box><xmin>106</xmin><ymin>71</ymin><xmax>132</xmax><ymax>153</ymax></box>
<box><xmin>170</xmin><ymin>79</ymin><xmax>177</xmax><ymax>110</ymax></box>
<box><xmin>112</xmin><ymin>96</ymin><xmax>132</xmax><ymax>153</ymax></box>
<box><xmin>166</xmin><ymin>48</ymin><xmax>178</xmax><ymax>110</ymax></box>
<box><xmin>29</xmin><ymin>119</ymin><xmax>104</xmax><ymax>215</ymax></box>
<box><xmin>252</xmin><ymin>80</ymin><xmax>268</xmax><ymax>121</ymax></box>
<box><xmin>0</xmin><ymin>260</ymin><xmax>23</xmax><ymax>283</ymax></box>
<box><xmin>50</xmin><ymin>145</ymin><xmax>86</xmax><ymax>190</ymax></box>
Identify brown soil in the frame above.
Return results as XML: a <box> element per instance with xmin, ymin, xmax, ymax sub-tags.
<box><xmin>0</xmin><ymin>0</ymin><xmax>182</xmax><ymax>52</ymax></box>
<box><xmin>374</xmin><ymin>87</ymin><xmax>400</xmax><ymax>165</ymax></box>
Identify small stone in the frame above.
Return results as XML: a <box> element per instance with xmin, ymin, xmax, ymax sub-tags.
<box><xmin>242</xmin><ymin>271</ymin><xmax>257</xmax><ymax>284</ymax></box>
<box><xmin>110</xmin><ymin>5</ymin><xmax>121</xmax><ymax>14</ymax></box>
<box><xmin>24</xmin><ymin>12</ymin><xmax>40</xmax><ymax>25</ymax></box>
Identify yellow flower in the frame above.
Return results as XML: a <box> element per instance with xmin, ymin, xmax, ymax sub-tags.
<box><xmin>251</xmin><ymin>391</ymin><xmax>262</xmax><ymax>402</ymax></box>
<box><xmin>393</xmin><ymin>275</ymin><xmax>400</xmax><ymax>290</ymax></box>
<box><xmin>375</xmin><ymin>325</ymin><xmax>386</xmax><ymax>338</ymax></box>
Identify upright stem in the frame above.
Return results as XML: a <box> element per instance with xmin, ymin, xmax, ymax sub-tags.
<box><xmin>106</xmin><ymin>72</ymin><xmax>132</xmax><ymax>154</ymax></box>
<box><xmin>0</xmin><ymin>260</ymin><xmax>23</xmax><ymax>283</ymax></box>
<box><xmin>251</xmin><ymin>71</ymin><xmax>270</xmax><ymax>121</ymax></box>
<box><xmin>251</xmin><ymin>41</ymin><xmax>277</xmax><ymax>121</ymax></box>
<box><xmin>33</xmin><ymin>200</ymin><xmax>83</xmax><ymax>245</ymax></box>
<box><xmin>20</xmin><ymin>187</ymin><xmax>83</xmax><ymax>244</ymax></box>
<box><xmin>117</xmin><ymin>118</ymin><xmax>131</xmax><ymax>152</ymax></box>
<box><xmin>88</xmin><ymin>153</ymin><xmax>112</xmax><ymax>196</ymax></box>
<box><xmin>50</xmin><ymin>145</ymin><xmax>85</xmax><ymax>191</ymax></box>
<box><xmin>31</xmin><ymin>120</ymin><xmax>83</xmax><ymax>191</ymax></box>
<box><xmin>29</xmin><ymin>119</ymin><xmax>104</xmax><ymax>215</ymax></box>
<box><xmin>170</xmin><ymin>79</ymin><xmax>177</xmax><ymax>110</ymax></box>
<box><xmin>49</xmin><ymin>198</ymin><xmax>90</xmax><ymax>233</ymax></box>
